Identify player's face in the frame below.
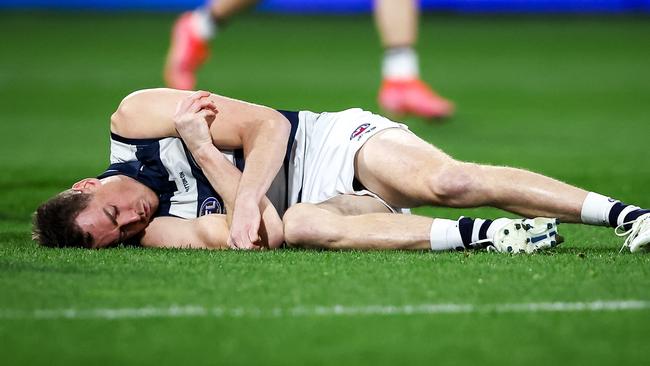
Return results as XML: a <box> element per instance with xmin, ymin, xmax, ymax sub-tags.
<box><xmin>73</xmin><ymin>177</ymin><xmax>159</xmax><ymax>248</ymax></box>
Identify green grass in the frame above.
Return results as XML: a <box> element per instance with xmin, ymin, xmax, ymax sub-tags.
<box><xmin>1</xmin><ymin>11</ymin><xmax>650</xmax><ymax>366</ymax></box>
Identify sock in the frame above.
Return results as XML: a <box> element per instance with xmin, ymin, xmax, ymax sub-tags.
<box><xmin>429</xmin><ymin>217</ymin><xmax>511</xmax><ymax>251</ymax></box>
<box><xmin>581</xmin><ymin>192</ymin><xmax>650</xmax><ymax>230</ymax></box>
<box><xmin>485</xmin><ymin>218</ymin><xmax>512</xmax><ymax>241</ymax></box>
<box><xmin>191</xmin><ymin>7</ymin><xmax>217</xmax><ymax>40</ymax></box>
<box><xmin>429</xmin><ymin>219</ymin><xmax>463</xmax><ymax>251</ymax></box>
<box><xmin>382</xmin><ymin>46</ymin><xmax>419</xmax><ymax>80</ymax></box>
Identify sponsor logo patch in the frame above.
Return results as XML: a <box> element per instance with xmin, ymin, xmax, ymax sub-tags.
<box><xmin>199</xmin><ymin>197</ymin><xmax>223</xmax><ymax>216</ymax></box>
<box><xmin>350</xmin><ymin>123</ymin><xmax>376</xmax><ymax>141</ymax></box>
<box><xmin>179</xmin><ymin>171</ymin><xmax>191</xmax><ymax>192</ymax></box>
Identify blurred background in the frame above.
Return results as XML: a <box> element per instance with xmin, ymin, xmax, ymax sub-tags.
<box><xmin>1</xmin><ymin>2</ymin><xmax>650</xmax><ymax>365</ymax></box>
<box><xmin>3</xmin><ymin>0</ymin><xmax>650</xmax><ymax>12</ymax></box>
<box><xmin>1</xmin><ymin>0</ymin><xmax>648</xmax><ymax>190</ymax></box>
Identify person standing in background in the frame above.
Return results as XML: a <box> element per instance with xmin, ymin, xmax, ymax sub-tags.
<box><xmin>164</xmin><ymin>0</ymin><xmax>454</xmax><ymax>119</ymax></box>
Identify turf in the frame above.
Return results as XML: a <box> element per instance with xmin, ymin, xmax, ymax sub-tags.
<box><xmin>1</xmin><ymin>11</ymin><xmax>650</xmax><ymax>366</ymax></box>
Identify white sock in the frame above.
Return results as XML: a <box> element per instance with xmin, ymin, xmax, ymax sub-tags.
<box><xmin>191</xmin><ymin>8</ymin><xmax>216</xmax><ymax>40</ymax></box>
<box><xmin>429</xmin><ymin>219</ymin><xmax>463</xmax><ymax>251</ymax></box>
<box><xmin>382</xmin><ymin>47</ymin><xmax>419</xmax><ymax>80</ymax></box>
<box><xmin>430</xmin><ymin>217</ymin><xmax>515</xmax><ymax>251</ymax></box>
<box><xmin>580</xmin><ymin>192</ymin><xmax>617</xmax><ymax>226</ymax></box>
<box><xmin>581</xmin><ymin>192</ymin><xmax>648</xmax><ymax>228</ymax></box>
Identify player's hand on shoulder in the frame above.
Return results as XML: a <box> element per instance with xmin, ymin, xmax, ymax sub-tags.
<box><xmin>173</xmin><ymin>90</ymin><xmax>219</xmax><ymax>153</ymax></box>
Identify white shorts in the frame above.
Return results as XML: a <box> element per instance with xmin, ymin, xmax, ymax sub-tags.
<box><xmin>287</xmin><ymin>108</ymin><xmax>411</xmax><ymax>214</ymax></box>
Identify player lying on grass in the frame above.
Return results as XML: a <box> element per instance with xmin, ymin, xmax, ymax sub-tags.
<box><xmin>33</xmin><ymin>89</ymin><xmax>650</xmax><ymax>253</ymax></box>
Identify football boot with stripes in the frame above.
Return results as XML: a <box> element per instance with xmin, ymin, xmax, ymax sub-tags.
<box><xmin>472</xmin><ymin>217</ymin><xmax>562</xmax><ymax>254</ymax></box>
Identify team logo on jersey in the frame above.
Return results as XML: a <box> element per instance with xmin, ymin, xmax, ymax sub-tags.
<box><xmin>199</xmin><ymin>197</ymin><xmax>223</xmax><ymax>216</ymax></box>
<box><xmin>350</xmin><ymin>123</ymin><xmax>376</xmax><ymax>141</ymax></box>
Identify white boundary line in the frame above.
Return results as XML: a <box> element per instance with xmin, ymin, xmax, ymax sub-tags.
<box><xmin>0</xmin><ymin>300</ymin><xmax>648</xmax><ymax>320</ymax></box>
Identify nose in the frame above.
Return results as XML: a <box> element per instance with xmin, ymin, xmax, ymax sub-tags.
<box><xmin>119</xmin><ymin>209</ymin><xmax>144</xmax><ymax>226</ymax></box>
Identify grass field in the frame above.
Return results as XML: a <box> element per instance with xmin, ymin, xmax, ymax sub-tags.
<box><xmin>1</xmin><ymin>11</ymin><xmax>650</xmax><ymax>366</ymax></box>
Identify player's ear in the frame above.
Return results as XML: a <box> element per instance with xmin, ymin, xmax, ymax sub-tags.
<box><xmin>72</xmin><ymin>178</ymin><xmax>101</xmax><ymax>192</ymax></box>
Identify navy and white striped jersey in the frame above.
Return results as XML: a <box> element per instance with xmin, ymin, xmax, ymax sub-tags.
<box><xmin>97</xmin><ymin>133</ymin><xmax>244</xmax><ymax>219</ymax></box>
<box><xmin>97</xmin><ymin>110</ymin><xmax>300</xmax><ymax>220</ymax></box>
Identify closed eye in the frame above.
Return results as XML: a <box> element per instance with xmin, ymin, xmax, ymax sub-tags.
<box><xmin>103</xmin><ymin>206</ymin><xmax>119</xmax><ymax>227</ymax></box>
<box><xmin>112</xmin><ymin>205</ymin><xmax>120</xmax><ymax>220</ymax></box>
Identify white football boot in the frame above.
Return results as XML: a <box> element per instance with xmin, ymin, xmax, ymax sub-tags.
<box><xmin>616</xmin><ymin>213</ymin><xmax>650</xmax><ymax>253</ymax></box>
<box><xmin>472</xmin><ymin>217</ymin><xmax>561</xmax><ymax>254</ymax></box>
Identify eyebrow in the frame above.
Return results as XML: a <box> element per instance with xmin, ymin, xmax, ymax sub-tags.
<box><xmin>102</xmin><ymin>207</ymin><xmax>118</xmax><ymax>227</ymax></box>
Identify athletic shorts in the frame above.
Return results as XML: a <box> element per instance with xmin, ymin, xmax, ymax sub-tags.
<box><xmin>288</xmin><ymin>108</ymin><xmax>411</xmax><ymax>214</ymax></box>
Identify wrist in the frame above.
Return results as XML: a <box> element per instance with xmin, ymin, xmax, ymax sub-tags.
<box><xmin>192</xmin><ymin>144</ymin><xmax>221</xmax><ymax>165</ymax></box>
<box><xmin>235</xmin><ymin>186</ymin><xmax>264</xmax><ymax>206</ymax></box>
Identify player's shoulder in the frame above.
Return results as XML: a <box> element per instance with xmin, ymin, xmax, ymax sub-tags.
<box><xmin>110</xmin><ymin>88</ymin><xmax>181</xmax><ymax>139</ymax></box>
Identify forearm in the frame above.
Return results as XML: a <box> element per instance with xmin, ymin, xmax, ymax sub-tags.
<box><xmin>238</xmin><ymin>115</ymin><xmax>291</xmax><ymax>205</ymax></box>
<box><xmin>193</xmin><ymin>145</ymin><xmax>240</xmax><ymax>222</ymax></box>
<box><xmin>192</xmin><ymin>145</ymin><xmax>283</xmax><ymax>247</ymax></box>
<box><xmin>140</xmin><ymin>216</ymin><xmax>230</xmax><ymax>250</ymax></box>
<box><xmin>258</xmin><ymin>196</ymin><xmax>284</xmax><ymax>249</ymax></box>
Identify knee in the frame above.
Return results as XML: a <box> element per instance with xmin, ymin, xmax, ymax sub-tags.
<box><xmin>283</xmin><ymin>204</ymin><xmax>311</xmax><ymax>247</ymax></box>
<box><xmin>427</xmin><ymin>162</ymin><xmax>480</xmax><ymax>206</ymax></box>
<box><xmin>284</xmin><ymin>204</ymin><xmax>338</xmax><ymax>248</ymax></box>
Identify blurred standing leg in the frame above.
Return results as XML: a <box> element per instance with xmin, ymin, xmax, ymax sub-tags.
<box><xmin>209</xmin><ymin>0</ymin><xmax>259</xmax><ymax>20</ymax></box>
<box><xmin>164</xmin><ymin>0</ymin><xmax>259</xmax><ymax>90</ymax></box>
<box><xmin>375</xmin><ymin>0</ymin><xmax>454</xmax><ymax>119</ymax></box>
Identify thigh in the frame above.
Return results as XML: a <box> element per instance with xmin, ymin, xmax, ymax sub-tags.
<box><xmin>316</xmin><ymin>194</ymin><xmax>393</xmax><ymax>216</ymax></box>
<box><xmin>355</xmin><ymin>128</ymin><xmax>454</xmax><ymax>207</ymax></box>
<box><xmin>297</xmin><ymin>108</ymin><xmax>404</xmax><ymax>207</ymax></box>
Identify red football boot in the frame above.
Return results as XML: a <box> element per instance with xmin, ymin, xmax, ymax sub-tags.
<box><xmin>378</xmin><ymin>79</ymin><xmax>454</xmax><ymax>119</ymax></box>
<box><xmin>164</xmin><ymin>12</ymin><xmax>210</xmax><ymax>90</ymax></box>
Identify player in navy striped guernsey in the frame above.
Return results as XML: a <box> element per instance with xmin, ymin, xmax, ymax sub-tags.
<box><xmin>34</xmin><ymin>89</ymin><xmax>290</xmax><ymax>250</ymax></box>
<box><xmin>33</xmin><ymin>89</ymin><xmax>650</xmax><ymax>253</ymax></box>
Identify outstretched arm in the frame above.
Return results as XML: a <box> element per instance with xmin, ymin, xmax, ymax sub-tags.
<box><xmin>140</xmin><ymin>201</ymin><xmax>283</xmax><ymax>249</ymax></box>
<box><xmin>111</xmin><ymin>88</ymin><xmax>291</xmax><ymax>249</ymax></box>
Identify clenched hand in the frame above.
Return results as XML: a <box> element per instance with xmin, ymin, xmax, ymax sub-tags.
<box><xmin>227</xmin><ymin>197</ymin><xmax>263</xmax><ymax>250</ymax></box>
<box><xmin>173</xmin><ymin>91</ymin><xmax>218</xmax><ymax>153</ymax></box>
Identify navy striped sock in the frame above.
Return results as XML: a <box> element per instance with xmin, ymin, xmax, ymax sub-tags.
<box><xmin>607</xmin><ymin>202</ymin><xmax>650</xmax><ymax>230</ymax></box>
<box><xmin>458</xmin><ymin>217</ymin><xmax>493</xmax><ymax>249</ymax></box>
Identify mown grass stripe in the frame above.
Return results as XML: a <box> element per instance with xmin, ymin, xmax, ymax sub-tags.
<box><xmin>0</xmin><ymin>300</ymin><xmax>648</xmax><ymax>320</ymax></box>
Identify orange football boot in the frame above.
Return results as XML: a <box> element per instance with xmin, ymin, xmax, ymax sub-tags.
<box><xmin>164</xmin><ymin>12</ymin><xmax>210</xmax><ymax>90</ymax></box>
<box><xmin>378</xmin><ymin>79</ymin><xmax>454</xmax><ymax>119</ymax></box>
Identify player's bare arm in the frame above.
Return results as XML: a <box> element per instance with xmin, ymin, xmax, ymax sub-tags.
<box><xmin>169</xmin><ymin>92</ymin><xmax>283</xmax><ymax>249</ymax></box>
<box><xmin>110</xmin><ymin>88</ymin><xmax>291</xmax><ymax>249</ymax></box>
<box><xmin>140</xmin><ymin>215</ymin><xmax>230</xmax><ymax>249</ymax></box>
<box><xmin>138</xmin><ymin>196</ymin><xmax>283</xmax><ymax>249</ymax></box>
<box><xmin>127</xmin><ymin>90</ymin><xmax>284</xmax><ymax>250</ymax></box>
